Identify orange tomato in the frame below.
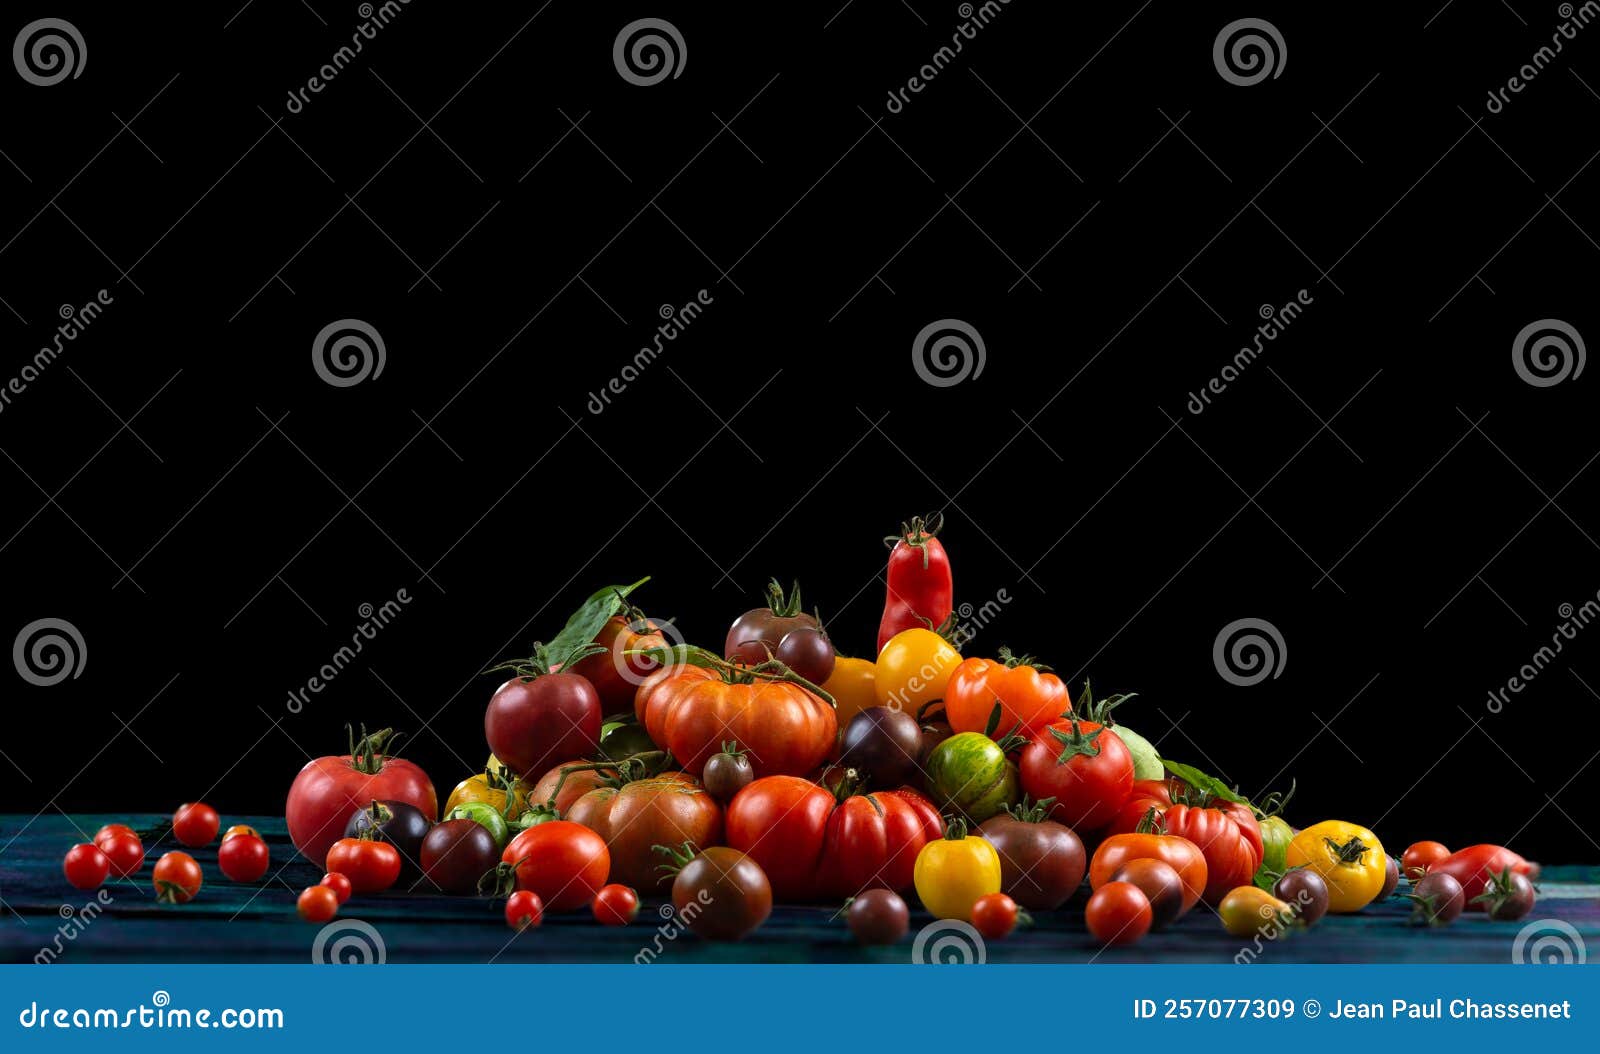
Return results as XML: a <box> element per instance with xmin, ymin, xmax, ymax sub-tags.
<box><xmin>945</xmin><ymin>652</ymin><xmax>1071</xmax><ymax>736</ymax></box>
<box><xmin>821</xmin><ymin>656</ymin><xmax>878</xmax><ymax>728</ymax></box>
<box><xmin>1089</xmin><ymin>832</ymin><xmax>1208</xmax><ymax>912</ymax></box>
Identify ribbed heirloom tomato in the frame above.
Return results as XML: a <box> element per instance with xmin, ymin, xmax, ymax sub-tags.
<box><xmin>945</xmin><ymin>649</ymin><xmax>1071</xmax><ymax>738</ymax></box>
<box><xmin>566</xmin><ymin>771</ymin><xmax>723</xmax><ymax>890</ymax></box>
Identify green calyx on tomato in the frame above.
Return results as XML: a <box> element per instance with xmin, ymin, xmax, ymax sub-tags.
<box><xmin>1324</xmin><ymin>835</ymin><xmax>1372</xmax><ymax>865</ymax></box>
<box><xmin>996</xmin><ymin>645</ymin><xmax>1049</xmax><ymax>672</ymax></box>
<box><xmin>941</xmin><ymin>815</ymin><xmax>970</xmax><ymax>841</ymax></box>
<box><xmin>346</xmin><ymin>724</ymin><xmax>404</xmax><ymax>776</ymax></box>
<box><xmin>493</xmin><ymin>638</ymin><xmax>609</xmax><ymax>683</ymax></box>
<box><xmin>1001</xmin><ymin>794</ymin><xmax>1058</xmax><ymax>824</ymax></box>
<box><xmin>883</xmin><ymin>512</ymin><xmax>943</xmax><ymax>569</ymax></box>
<box><xmin>652</xmin><ymin>839</ymin><xmax>703</xmax><ymax>877</ymax></box>
<box><xmin>1161</xmin><ymin>760</ymin><xmax>1251</xmax><ymax>807</ymax></box>
<box><xmin>509</xmin><ymin>802</ymin><xmax>561</xmax><ymax>832</ymax></box>
<box><xmin>508</xmin><ymin>578</ymin><xmax>650</xmax><ymax>676</ymax></box>
<box><xmin>1045</xmin><ymin>716</ymin><xmax>1105</xmax><ymax>763</ymax></box>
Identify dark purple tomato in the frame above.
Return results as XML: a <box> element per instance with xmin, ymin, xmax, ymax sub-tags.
<box><xmin>838</xmin><ymin>707</ymin><xmax>924</xmax><ymax>788</ymax></box>
<box><xmin>418</xmin><ymin>819</ymin><xmax>499</xmax><ymax>895</ymax></box>
<box><xmin>773</xmin><ymin>625</ymin><xmax>836</xmax><ymax>684</ymax></box>
<box><xmin>345</xmin><ymin>800</ymin><xmax>432</xmax><ymax>874</ymax></box>
<box><xmin>846</xmin><ymin>888</ymin><xmax>909</xmax><ymax>945</ymax></box>
<box><xmin>1274</xmin><ymin>868</ymin><xmax>1329</xmax><ymax>927</ymax></box>
<box><xmin>1377</xmin><ymin>855</ymin><xmax>1400</xmax><ymax>900</ymax></box>
<box><xmin>484</xmin><ymin>673</ymin><xmax>603</xmax><ymax>777</ymax></box>
<box><xmin>1110</xmin><ymin>858</ymin><xmax>1186</xmax><ymax>929</ymax></box>
<box><xmin>976</xmin><ymin>808</ymin><xmax>1085</xmax><ymax>910</ymax></box>
<box><xmin>1409</xmin><ymin>872</ymin><xmax>1464</xmax><ymax>926</ymax></box>
<box><xmin>723</xmin><ymin>580</ymin><xmax>831</xmax><ymax>681</ymax></box>
<box><xmin>702</xmin><ymin>746</ymin><xmax>755</xmax><ymax>803</ymax></box>
<box><xmin>1483</xmin><ymin>871</ymin><xmax>1536</xmax><ymax>921</ymax></box>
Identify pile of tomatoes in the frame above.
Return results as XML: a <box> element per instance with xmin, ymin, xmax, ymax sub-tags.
<box><xmin>63</xmin><ymin>517</ymin><xmax>1543</xmax><ymax>951</ymax></box>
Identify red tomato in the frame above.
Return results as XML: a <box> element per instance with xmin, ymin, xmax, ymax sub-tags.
<box><xmin>945</xmin><ymin>652</ymin><xmax>1071</xmax><ymax>738</ymax></box>
<box><xmin>1428</xmin><ymin>844</ymin><xmax>1533</xmax><ymax>909</ymax></box>
<box><xmin>1160</xmin><ymin>804</ymin><xmax>1261</xmax><ymax>904</ymax></box>
<box><xmin>172</xmin><ymin>802</ymin><xmax>220</xmax><ymax>847</ymax></box>
<box><xmin>325</xmin><ymin>837</ymin><xmax>401</xmax><ymax>894</ymax></box>
<box><xmin>484</xmin><ymin>672</ymin><xmax>603</xmax><ymax>778</ymax></box>
<box><xmin>297</xmin><ymin>885</ymin><xmax>338</xmax><ymax>923</ymax></box>
<box><xmin>501</xmin><ymin>821</ymin><xmax>610</xmax><ymax>911</ymax></box>
<box><xmin>1402</xmin><ymin>840</ymin><xmax>1451</xmax><ymax>880</ymax></box>
<box><xmin>877</xmin><ymin>513</ymin><xmax>954</xmax><ymax>653</ymax></box>
<box><xmin>320</xmin><ymin>872</ymin><xmax>352</xmax><ymax>904</ymax></box>
<box><xmin>505</xmin><ymin>890</ymin><xmax>544</xmax><ymax>930</ymax></box>
<box><xmin>223</xmin><ymin>824</ymin><xmax>261</xmax><ymax>842</ymax></box>
<box><xmin>635</xmin><ymin>665</ymin><xmax>837</xmax><ymax>779</ymax></box>
<box><xmin>971</xmin><ymin>892</ymin><xmax>1022</xmax><ymax>940</ymax></box>
<box><xmin>1086</xmin><ymin>881</ymin><xmax>1152</xmax><ymax>946</ymax></box>
<box><xmin>63</xmin><ymin>844</ymin><xmax>110</xmax><ymax>890</ymax></box>
<box><xmin>592</xmin><ymin>883</ymin><xmax>640</xmax><ymax>925</ymax></box>
<box><xmin>569</xmin><ymin>614</ymin><xmax>668</xmax><ymax>716</ymax></box>
<box><xmin>724</xmin><ymin>775</ymin><xmax>942</xmax><ymax>901</ymax></box>
<box><xmin>152</xmin><ymin>852</ymin><xmax>203</xmax><ymax>904</ymax></box>
<box><xmin>1089</xmin><ymin>831</ymin><xmax>1209</xmax><ymax>913</ymax></box>
<box><xmin>1018</xmin><ymin>717</ymin><xmax>1134</xmax><ymax>832</ymax></box>
<box><xmin>93</xmin><ymin>823</ymin><xmax>135</xmax><ymax>850</ymax></box>
<box><xmin>217</xmin><ymin>833</ymin><xmax>270</xmax><ymax>883</ymax></box>
<box><xmin>565</xmin><ymin>772</ymin><xmax>723</xmax><ymax>890</ymax></box>
<box><xmin>99</xmin><ymin>831</ymin><xmax>145</xmax><ymax>877</ymax></box>
<box><xmin>285</xmin><ymin>727</ymin><xmax>437</xmax><ymax>867</ymax></box>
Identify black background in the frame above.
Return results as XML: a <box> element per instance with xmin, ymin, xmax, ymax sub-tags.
<box><xmin>2</xmin><ymin>1</ymin><xmax>1598</xmax><ymax>864</ymax></box>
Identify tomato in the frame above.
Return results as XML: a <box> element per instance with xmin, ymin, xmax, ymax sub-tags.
<box><xmin>847</xmin><ymin>888</ymin><xmax>910</xmax><ymax>944</ymax></box>
<box><xmin>726</xmin><ymin>775</ymin><xmax>941</xmax><ymax>901</ymax></box>
<box><xmin>531</xmin><ymin>758</ymin><xmax>618</xmax><ymax>815</ymax></box>
<box><xmin>94</xmin><ymin>823</ymin><xmax>135</xmax><ymax>849</ymax></box>
<box><xmin>501</xmin><ymin>821</ymin><xmax>610</xmax><ymax>911</ymax></box>
<box><xmin>1089</xmin><ymin>831</ymin><xmax>1208</xmax><ymax>912</ymax></box>
<box><xmin>1219</xmin><ymin>885</ymin><xmax>1291</xmax><ymax>938</ymax></box>
<box><xmin>99</xmin><ymin>831</ymin><xmax>145</xmax><ymax>878</ymax></box>
<box><xmin>505</xmin><ymin>890</ymin><xmax>544</xmax><ymax>930</ymax></box>
<box><xmin>444</xmin><ymin>767</ymin><xmax>529</xmax><ymax>819</ymax></box>
<box><xmin>1285</xmin><ymin>820</ymin><xmax>1386</xmax><ymax>913</ymax></box>
<box><xmin>321</xmin><ymin>872</ymin><xmax>352</xmax><ymax>904</ymax></box>
<box><xmin>1378</xmin><ymin>854</ymin><xmax>1400</xmax><ymax>900</ymax></box>
<box><xmin>1163</xmin><ymin>804</ymin><xmax>1262</xmax><ymax>905</ymax></box>
<box><xmin>297</xmin><ymin>885</ymin><xmax>339</xmax><ymax>923</ymax></box>
<box><xmin>63</xmin><ymin>844</ymin><xmax>110</xmax><ymax>890</ymax></box>
<box><xmin>924</xmin><ymin>731</ymin><xmax>1019</xmax><ymax>822</ymax></box>
<box><xmin>1109</xmin><ymin>858</ymin><xmax>1187</xmax><ymax>929</ymax></box>
<box><xmin>1428</xmin><ymin>844</ymin><xmax>1533</xmax><ymax>909</ymax></box>
<box><xmin>217</xmin><ymin>833</ymin><xmax>270</xmax><ymax>883</ymax></box>
<box><xmin>914</xmin><ymin>818</ymin><xmax>1003</xmax><ymax>921</ymax></box>
<box><xmin>945</xmin><ymin>650</ymin><xmax>1071</xmax><ymax>738</ymax></box>
<box><xmin>1473</xmin><ymin>866</ymin><xmax>1537</xmax><ymax>921</ymax></box>
<box><xmin>874</xmin><ymin>628</ymin><xmax>961</xmax><ymax>712</ymax></box>
<box><xmin>839</xmin><ymin>706</ymin><xmax>925</xmax><ymax>789</ymax></box>
<box><xmin>345</xmin><ymin>800</ymin><xmax>431</xmax><ymax>874</ymax></box>
<box><xmin>1409</xmin><ymin>872</ymin><xmax>1464</xmax><ymax>926</ymax></box>
<box><xmin>821</xmin><ymin>656</ymin><xmax>879</xmax><ymax>728</ymax></box>
<box><xmin>971</xmin><ymin>892</ymin><xmax>1023</xmax><ymax>940</ymax></box>
<box><xmin>447</xmin><ymin>802</ymin><xmax>511</xmax><ymax>849</ymax></box>
<box><xmin>1274</xmin><ymin>868</ymin><xmax>1329</xmax><ymax>926</ymax></box>
<box><xmin>1402</xmin><ymin>840</ymin><xmax>1451</xmax><ymax>881</ymax></box>
<box><xmin>1257</xmin><ymin>816</ymin><xmax>1294</xmax><ymax>880</ymax></box>
<box><xmin>1018</xmin><ymin>717</ymin><xmax>1133</xmax><ymax>833</ymax></box>
<box><xmin>1085</xmin><ymin>881</ymin><xmax>1152</xmax><ymax>946</ymax></box>
<box><xmin>152</xmin><ymin>852</ymin><xmax>203</xmax><ymax>904</ymax></box>
<box><xmin>222</xmin><ymin>824</ymin><xmax>260</xmax><ymax>842</ymax></box>
<box><xmin>702</xmin><ymin>743</ymin><xmax>755</xmax><ymax>802</ymax></box>
<box><xmin>592</xmin><ymin>883</ymin><xmax>640</xmax><ymax>925</ymax></box>
<box><xmin>484</xmin><ymin>662</ymin><xmax>603</xmax><ymax>779</ymax></box>
<box><xmin>325</xmin><ymin>837</ymin><xmax>402</xmax><ymax>894</ymax></box>
<box><xmin>570</xmin><ymin>610</ymin><xmax>669</xmax><ymax>716</ymax></box>
<box><xmin>877</xmin><ymin>513</ymin><xmax>954</xmax><ymax>652</ymax></box>
<box><xmin>172</xmin><ymin>802</ymin><xmax>220</xmax><ymax>847</ymax></box>
<box><xmin>725</xmin><ymin>579</ymin><xmax>836</xmax><ymax>684</ymax></box>
<box><xmin>976</xmin><ymin>797</ymin><xmax>1085</xmax><ymax>910</ymax></box>
<box><xmin>567</xmin><ymin>772</ymin><xmax>723</xmax><ymax>890</ymax></box>
<box><xmin>285</xmin><ymin>726</ymin><xmax>437</xmax><ymax>867</ymax></box>
<box><xmin>635</xmin><ymin>661</ymin><xmax>836</xmax><ymax>779</ymax></box>
<box><xmin>420</xmin><ymin>819</ymin><xmax>500</xmax><ymax>895</ymax></box>
<box><xmin>665</xmin><ymin>845</ymin><xmax>772</xmax><ymax>941</ymax></box>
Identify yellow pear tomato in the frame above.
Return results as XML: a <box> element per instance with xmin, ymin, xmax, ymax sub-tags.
<box><xmin>874</xmin><ymin>628</ymin><xmax>960</xmax><ymax>713</ymax></box>
<box><xmin>1285</xmin><ymin>820</ymin><xmax>1386</xmax><ymax>913</ymax></box>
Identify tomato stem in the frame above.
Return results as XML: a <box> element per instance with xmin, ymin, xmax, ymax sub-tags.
<box><xmin>883</xmin><ymin>512</ymin><xmax>944</xmax><ymax>569</ymax></box>
<box><xmin>1046</xmin><ymin>716</ymin><xmax>1104</xmax><ymax>764</ymax></box>
<box><xmin>652</xmin><ymin>839</ymin><xmax>701</xmax><ymax>877</ymax></box>
<box><xmin>1002</xmin><ymin>794</ymin><xmax>1058</xmax><ymax>825</ymax></box>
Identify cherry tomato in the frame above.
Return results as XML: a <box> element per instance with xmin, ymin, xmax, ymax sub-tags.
<box><xmin>1274</xmin><ymin>868</ymin><xmax>1329</xmax><ymax>926</ymax></box>
<box><xmin>1409</xmin><ymin>872</ymin><xmax>1464</xmax><ymax>926</ymax></box>
<box><xmin>325</xmin><ymin>837</ymin><xmax>401</xmax><ymax>893</ymax></box>
<box><xmin>152</xmin><ymin>851</ymin><xmax>203</xmax><ymax>904</ymax></box>
<box><xmin>172</xmin><ymin>802</ymin><xmax>220</xmax><ymax>847</ymax></box>
<box><xmin>970</xmin><ymin>892</ymin><xmax>1023</xmax><ymax>940</ymax></box>
<box><xmin>420</xmin><ymin>819</ymin><xmax>499</xmax><ymax>895</ymax></box>
<box><xmin>667</xmin><ymin>845</ymin><xmax>772</xmax><ymax>941</ymax></box>
<box><xmin>1109</xmin><ymin>858</ymin><xmax>1187</xmax><ymax>929</ymax></box>
<box><xmin>320</xmin><ymin>872</ymin><xmax>352</xmax><ymax>904</ymax></box>
<box><xmin>838</xmin><ymin>707</ymin><xmax>924</xmax><ymax>789</ymax></box>
<box><xmin>1475</xmin><ymin>867</ymin><xmax>1536</xmax><ymax>921</ymax></box>
<box><xmin>592</xmin><ymin>884</ymin><xmax>640</xmax><ymax>925</ymax></box>
<box><xmin>724</xmin><ymin>579</ymin><xmax>836</xmax><ymax>684</ymax></box>
<box><xmin>216</xmin><ymin>833</ymin><xmax>270</xmax><ymax>883</ymax></box>
<box><xmin>93</xmin><ymin>823</ymin><xmax>135</xmax><ymax>849</ymax></box>
<box><xmin>222</xmin><ymin>824</ymin><xmax>261</xmax><ymax>842</ymax></box>
<box><xmin>505</xmin><ymin>890</ymin><xmax>544</xmax><ymax>930</ymax></box>
<box><xmin>702</xmin><ymin>744</ymin><xmax>755</xmax><ymax>803</ymax></box>
<box><xmin>297</xmin><ymin>885</ymin><xmax>339</xmax><ymax>923</ymax></box>
<box><xmin>1086</xmin><ymin>881</ymin><xmax>1152</xmax><ymax>945</ymax></box>
<box><xmin>63</xmin><ymin>843</ymin><xmax>110</xmax><ymax>890</ymax></box>
<box><xmin>1402</xmin><ymin>840</ymin><xmax>1451</xmax><ymax>881</ymax></box>
<box><xmin>847</xmin><ymin>889</ymin><xmax>910</xmax><ymax>944</ymax></box>
<box><xmin>99</xmin><ymin>831</ymin><xmax>145</xmax><ymax>877</ymax></box>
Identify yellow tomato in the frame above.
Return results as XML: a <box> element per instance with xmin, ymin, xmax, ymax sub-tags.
<box><xmin>913</xmin><ymin>822</ymin><xmax>1001</xmax><ymax>921</ymax></box>
<box><xmin>1218</xmin><ymin>885</ymin><xmax>1293</xmax><ymax>937</ymax></box>
<box><xmin>874</xmin><ymin>628</ymin><xmax>960</xmax><ymax>713</ymax></box>
<box><xmin>1285</xmin><ymin>820</ymin><xmax>1386</xmax><ymax>913</ymax></box>
<box><xmin>822</xmin><ymin>656</ymin><xmax>879</xmax><ymax>726</ymax></box>
<box><xmin>443</xmin><ymin>769</ymin><xmax>529</xmax><ymax>818</ymax></box>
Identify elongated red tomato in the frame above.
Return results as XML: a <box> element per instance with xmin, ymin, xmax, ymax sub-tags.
<box><xmin>878</xmin><ymin>514</ymin><xmax>953</xmax><ymax>652</ymax></box>
<box><xmin>1428</xmin><ymin>844</ymin><xmax>1532</xmax><ymax>909</ymax></box>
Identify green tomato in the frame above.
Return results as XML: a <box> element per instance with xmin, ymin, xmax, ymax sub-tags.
<box><xmin>446</xmin><ymin>802</ymin><xmax>510</xmax><ymax>849</ymax></box>
<box><xmin>1257</xmin><ymin>815</ymin><xmax>1295</xmax><ymax>881</ymax></box>
<box><xmin>924</xmin><ymin>732</ymin><xmax>1018</xmax><ymax>822</ymax></box>
<box><xmin>1106</xmin><ymin>724</ymin><xmax>1162</xmax><ymax>780</ymax></box>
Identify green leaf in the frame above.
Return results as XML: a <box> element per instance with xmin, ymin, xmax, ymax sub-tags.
<box><xmin>1163</xmin><ymin>760</ymin><xmax>1251</xmax><ymax>806</ymax></box>
<box><xmin>545</xmin><ymin>578</ymin><xmax>649</xmax><ymax>662</ymax></box>
<box><xmin>629</xmin><ymin>643</ymin><xmax>718</xmax><ymax>669</ymax></box>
